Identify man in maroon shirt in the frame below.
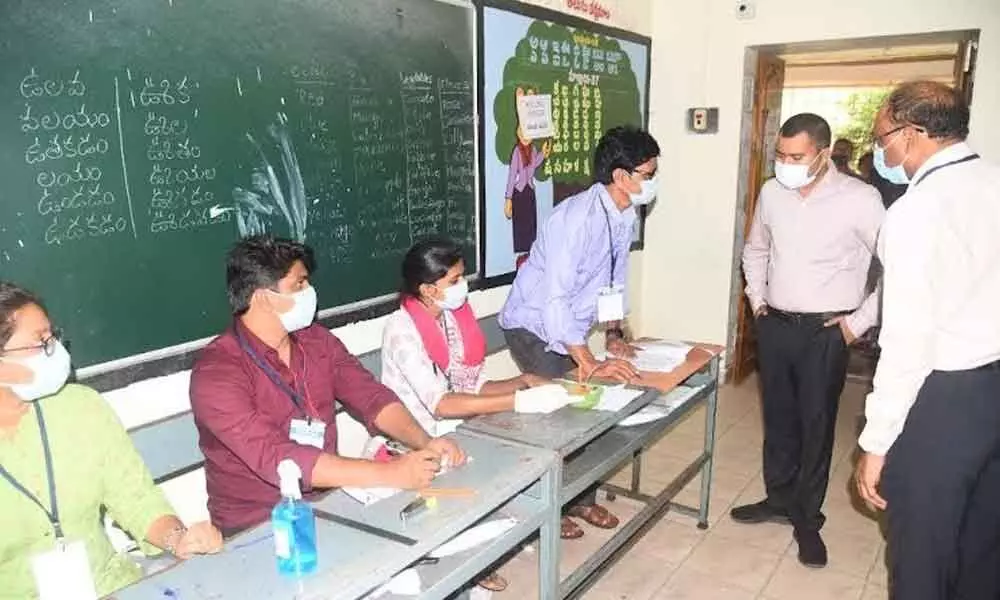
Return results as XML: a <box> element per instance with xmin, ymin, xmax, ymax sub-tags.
<box><xmin>191</xmin><ymin>235</ymin><xmax>465</xmax><ymax>535</ymax></box>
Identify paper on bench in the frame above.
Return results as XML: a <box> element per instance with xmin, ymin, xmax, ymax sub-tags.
<box><xmin>597</xmin><ymin>340</ymin><xmax>692</xmax><ymax>373</ymax></box>
<box><xmin>594</xmin><ymin>385</ymin><xmax>644</xmax><ymax>411</ymax></box>
<box><xmin>618</xmin><ymin>405</ymin><xmax>673</xmax><ymax>427</ymax></box>
<box><xmin>369</xmin><ymin>567</ymin><xmax>421</xmax><ymax>597</ymax></box>
<box><xmin>428</xmin><ymin>517</ymin><xmax>519</xmax><ymax>558</ymax></box>
<box><xmin>342</xmin><ymin>486</ymin><xmax>400</xmax><ymax>505</ymax></box>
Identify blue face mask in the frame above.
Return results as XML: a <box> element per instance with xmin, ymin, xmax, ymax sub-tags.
<box><xmin>873</xmin><ymin>146</ymin><xmax>910</xmax><ymax>185</ymax></box>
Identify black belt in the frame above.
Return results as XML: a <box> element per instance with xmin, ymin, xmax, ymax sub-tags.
<box><xmin>972</xmin><ymin>358</ymin><xmax>1000</xmax><ymax>373</ymax></box>
<box><xmin>767</xmin><ymin>307</ymin><xmax>852</xmax><ymax>326</ymax></box>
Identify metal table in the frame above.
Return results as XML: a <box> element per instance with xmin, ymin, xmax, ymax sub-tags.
<box><xmin>113</xmin><ymin>431</ymin><xmax>561</xmax><ymax>600</ymax></box>
<box><xmin>459</xmin><ymin>344</ymin><xmax>723</xmax><ymax>599</ymax></box>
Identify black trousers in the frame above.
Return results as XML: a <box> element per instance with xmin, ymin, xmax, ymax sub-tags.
<box><xmin>503</xmin><ymin>327</ymin><xmax>598</xmax><ymax>507</ymax></box>
<box><xmin>756</xmin><ymin>311</ymin><xmax>849</xmax><ymax>532</ymax></box>
<box><xmin>882</xmin><ymin>362</ymin><xmax>1000</xmax><ymax>600</ymax></box>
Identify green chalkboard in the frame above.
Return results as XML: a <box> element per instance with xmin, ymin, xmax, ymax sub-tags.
<box><xmin>0</xmin><ymin>0</ymin><xmax>476</xmax><ymax>369</ymax></box>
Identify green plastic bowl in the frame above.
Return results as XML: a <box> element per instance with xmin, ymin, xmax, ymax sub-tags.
<box><xmin>561</xmin><ymin>382</ymin><xmax>605</xmax><ymax>409</ymax></box>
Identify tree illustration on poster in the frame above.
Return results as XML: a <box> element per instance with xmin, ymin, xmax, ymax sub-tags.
<box><xmin>480</xmin><ymin>1</ymin><xmax>650</xmax><ymax>281</ymax></box>
<box><xmin>494</xmin><ymin>24</ymin><xmax>642</xmax><ymax>189</ymax></box>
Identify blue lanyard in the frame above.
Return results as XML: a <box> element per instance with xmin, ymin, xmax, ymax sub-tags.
<box><xmin>599</xmin><ymin>200</ymin><xmax>617</xmax><ymax>287</ymax></box>
<box><xmin>0</xmin><ymin>404</ymin><xmax>64</xmax><ymax>539</ymax></box>
<box><xmin>911</xmin><ymin>154</ymin><xmax>979</xmax><ymax>186</ymax></box>
<box><xmin>235</xmin><ymin>327</ymin><xmax>309</xmax><ymax>418</ymax></box>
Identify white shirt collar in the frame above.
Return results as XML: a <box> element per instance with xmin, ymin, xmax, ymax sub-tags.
<box><xmin>596</xmin><ymin>183</ymin><xmax>636</xmax><ymax>224</ymax></box>
<box><xmin>910</xmin><ymin>141</ymin><xmax>976</xmax><ymax>186</ymax></box>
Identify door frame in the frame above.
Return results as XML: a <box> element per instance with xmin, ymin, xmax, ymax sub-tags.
<box><xmin>723</xmin><ymin>29</ymin><xmax>981</xmax><ymax>383</ymax></box>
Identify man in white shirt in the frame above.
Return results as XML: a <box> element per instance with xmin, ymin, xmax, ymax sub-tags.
<box><xmin>856</xmin><ymin>81</ymin><xmax>1000</xmax><ymax>599</ymax></box>
<box><xmin>734</xmin><ymin>113</ymin><xmax>884</xmax><ymax>568</ymax></box>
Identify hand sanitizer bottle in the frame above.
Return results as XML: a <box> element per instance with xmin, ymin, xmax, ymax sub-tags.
<box><xmin>272</xmin><ymin>459</ymin><xmax>318</xmax><ymax>576</ymax></box>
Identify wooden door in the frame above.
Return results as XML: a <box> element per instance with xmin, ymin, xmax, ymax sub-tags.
<box><xmin>954</xmin><ymin>38</ymin><xmax>978</xmax><ymax>108</ymax></box>
<box><xmin>729</xmin><ymin>52</ymin><xmax>785</xmax><ymax>384</ymax></box>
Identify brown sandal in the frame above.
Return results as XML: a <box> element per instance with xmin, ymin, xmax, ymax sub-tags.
<box><xmin>567</xmin><ymin>504</ymin><xmax>620</xmax><ymax>529</ymax></box>
<box><xmin>477</xmin><ymin>571</ymin><xmax>508</xmax><ymax>592</ymax></box>
<box><xmin>561</xmin><ymin>516</ymin><xmax>584</xmax><ymax>539</ymax></box>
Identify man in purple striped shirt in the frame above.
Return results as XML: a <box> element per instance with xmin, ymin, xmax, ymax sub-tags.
<box><xmin>499</xmin><ymin>125</ymin><xmax>659</xmax><ymax>539</ymax></box>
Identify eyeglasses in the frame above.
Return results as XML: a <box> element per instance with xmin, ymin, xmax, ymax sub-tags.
<box><xmin>870</xmin><ymin>125</ymin><xmax>908</xmax><ymax>149</ymax></box>
<box><xmin>632</xmin><ymin>167</ymin><xmax>657</xmax><ymax>181</ymax></box>
<box><xmin>2</xmin><ymin>330</ymin><xmax>63</xmax><ymax>357</ymax></box>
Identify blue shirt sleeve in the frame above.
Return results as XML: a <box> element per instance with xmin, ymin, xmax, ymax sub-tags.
<box><xmin>541</xmin><ymin>206</ymin><xmax>590</xmax><ymax>351</ymax></box>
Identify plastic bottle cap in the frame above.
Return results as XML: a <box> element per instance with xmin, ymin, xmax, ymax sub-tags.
<box><xmin>277</xmin><ymin>459</ymin><xmax>303</xmax><ymax>500</ymax></box>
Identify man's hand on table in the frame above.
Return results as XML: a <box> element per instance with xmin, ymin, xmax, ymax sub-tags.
<box><xmin>606</xmin><ymin>337</ymin><xmax>640</xmax><ymax>359</ymax></box>
<box><xmin>388</xmin><ymin>449</ymin><xmax>441</xmax><ymax>489</ymax></box>
<box><xmin>582</xmin><ymin>358</ymin><xmax>639</xmax><ymax>384</ymax></box>
<box><xmin>426</xmin><ymin>437</ymin><xmax>467</xmax><ymax>468</ymax></box>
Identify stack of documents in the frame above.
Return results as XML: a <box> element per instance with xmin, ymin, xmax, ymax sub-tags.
<box><xmin>628</xmin><ymin>340</ymin><xmax>692</xmax><ymax>372</ymax></box>
<box><xmin>598</xmin><ymin>340</ymin><xmax>692</xmax><ymax>373</ymax></box>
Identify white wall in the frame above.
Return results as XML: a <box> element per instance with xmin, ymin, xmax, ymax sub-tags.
<box><xmin>642</xmin><ymin>0</ymin><xmax>1000</xmax><ymax>348</ymax></box>
<box><xmin>104</xmin><ymin>0</ymin><xmax>655</xmax><ymax>526</ymax></box>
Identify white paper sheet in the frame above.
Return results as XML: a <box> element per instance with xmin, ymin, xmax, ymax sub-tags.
<box><xmin>594</xmin><ymin>385</ymin><xmax>644</xmax><ymax>411</ymax></box>
<box><xmin>428</xmin><ymin>518</ymin><xmax>519</xmax><ymax>558</ymax></box>
<box><xmin>618</xmin><ymin>405</ymin><xmax>674</xmax><ymax>427</ymax></box>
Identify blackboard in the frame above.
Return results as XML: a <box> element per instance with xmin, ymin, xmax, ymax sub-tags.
<box><xmin>0</xmin><ymin>0</ymin><xmax>476</xmax><ymax>370</ymax></box>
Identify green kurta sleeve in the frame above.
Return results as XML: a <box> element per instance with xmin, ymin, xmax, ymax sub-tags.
<box><xmin>84</xmin><ymin>387</ymin><xmax>176</xmax><ymax>556</ymax></box>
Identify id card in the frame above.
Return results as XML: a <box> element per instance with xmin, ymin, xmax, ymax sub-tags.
<box><xmin>290</xmin><ymin>418</ymin><xmax>327</xmax><ymax>449</ymax></box>
<box><xmin>31</xmin><ymin>539</ymin><xmax>98</xmax><ymax>600</ymax></box>
<box><xmin>597</xmin><ymin>286</ymin><xmax>625</xmax><ymax>323</ymax></box>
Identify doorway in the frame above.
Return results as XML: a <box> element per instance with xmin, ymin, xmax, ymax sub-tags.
<box><xmin>725</xmin><ymin>30</ymin><xmax>980</xmax><ymax>384</ymax></box>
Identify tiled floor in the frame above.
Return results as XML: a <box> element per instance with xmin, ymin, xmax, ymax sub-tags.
<box><xmin>497</xmin><ymin>374</ymin><xmax>890</xmax><ymax>599</ymax></box>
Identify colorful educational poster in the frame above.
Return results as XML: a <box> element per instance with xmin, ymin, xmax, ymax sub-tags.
<box><xmin>480</xmin><ymin>1</ymin><xmax>650</xmax><ymax>280</ymax></box>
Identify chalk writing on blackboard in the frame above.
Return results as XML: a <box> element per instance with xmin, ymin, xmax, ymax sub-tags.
<box><xmin>233</xmin><ymin>112</ymin><xmax>309</xmax><ymax>242</ymax></box>
<box><xmin>126</xmin><ymin>72</ymin><xmax>229</xmax><ymax>235</ymax></box>
<box><xmin>15</xmin><ymin>68</ymin><xmax>135</xmax><ymax>248</ymax></box>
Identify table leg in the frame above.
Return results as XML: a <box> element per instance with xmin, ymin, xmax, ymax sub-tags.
<box><xmin>630</xmin><ymin>449</ymin><xmax>643</xmax><ymax>494</ymax></box>
<box><xmin>538</xmin><ymin>462</ymin><xmax>562</xmax><ymax>600</ymax></box>
<box><xmin>697</xmin><ymin>362</ymin><xmax>720</xmax><ymax>529</ymax></box>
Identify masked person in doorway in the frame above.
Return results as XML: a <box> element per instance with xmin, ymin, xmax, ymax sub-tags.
<box><xmin>190</xmin><ymin>235</ymin><xmax>465</xmax><ymax>537</ymax></box>
<box><xmin>499</xmin><ymin>125</ymin><xmax>659</xmax><ymax>540</ymax></box>
<box><xmin>856</xmin><ymin>81</ymin><xmax>1000</xmax><ymax>600</ymax></box>
<box><xmin>0</xmin><ymin>281</ymin><xmax>222</xmax><ymax>600</ymax></box>
<box><xmin>734</xmin><ymin>113</ymin><xmax>884</xmax><ymax>568</ymax></box>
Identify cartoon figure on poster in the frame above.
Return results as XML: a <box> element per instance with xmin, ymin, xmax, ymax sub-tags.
<box><xmin>484</xmin><ymin>7</ymin><xmax>648</xmax><ymax>278</ymax></box>
<box><xmin>503</xmin><ymin>87</ymin><xmax>552</xmax><ymax>268</ymax></box>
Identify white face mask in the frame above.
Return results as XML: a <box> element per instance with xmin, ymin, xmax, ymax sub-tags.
<box><xmin>774</xmin><ymin>153</ymin><xmax>822</xmax><ymax>190</ymax></box>
<box><xmin>435</xmin><ymin>278</ymin><xmax>469</xmax><ymax>311</ymax></box>
<box><xmin>629</xmin><ymin>176</ymin><xmax>658</xmax><ymax>206</ymax></box>
<box><xmin>2</xmin><ymin>340</ymin><xmax>72</xmax><ymax>402</ymax></box>
<box><xmin>269</xmin><ymin>286</ymin><xmax>317</xmax><ymax>333</ymax></box>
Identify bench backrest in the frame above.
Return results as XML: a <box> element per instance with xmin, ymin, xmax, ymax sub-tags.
<box><xmin>128</xmin><ymin>314</ymin><xmax>509</xmax><ymax>482</ymax></box>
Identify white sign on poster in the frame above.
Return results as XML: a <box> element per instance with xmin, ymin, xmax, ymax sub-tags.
<box><xmin>516</xmin><ymin>93</ymin><xmax>554</xmax><ymax>139</ymax></box>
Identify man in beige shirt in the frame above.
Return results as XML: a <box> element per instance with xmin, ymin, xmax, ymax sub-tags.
<box><xmin>732</xmin><ymin>113</ymin><xmax>884</xmax><ymax>568</ymax></box>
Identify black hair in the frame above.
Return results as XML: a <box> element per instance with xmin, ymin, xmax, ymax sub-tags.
<box><xmin>779</xmin><ymin>113</ymin><xmax>832</xmax><ymax>149</ymax></box>
<box><xmin>400</xmin><ymin>238</ymin><xmax>464</xmax><ymax>298</ymax></box>
<box><xmin>225</xmin><ymin>235</ymin><xmax>316</xmax><ymax>315</ymax></box>
<box><xmin>0</xmin><ymin>281</ymin><xmax>46</xmax><ymax>349</ymax></box>
<box><xmin>593</xmin><ymin>126</ymin><xmax>660</xmax><ymax>185</ymax></box>
<box><xmin>885</xmin><ymin>81</ymin><xmax>969</xmax><ymax>140</ymax></box>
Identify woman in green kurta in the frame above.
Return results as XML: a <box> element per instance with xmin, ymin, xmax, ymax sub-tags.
<box><xmin>0</xmin><ymin>282</ymin><xmax>223</xmax><ymax>599</ymax></box>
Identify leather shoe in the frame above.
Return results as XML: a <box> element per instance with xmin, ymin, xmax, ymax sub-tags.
<box><xmin>794</xmin><ymin>529</ymin><xmax>827</xmax><ymax>568</ymax></box>
<box><xmin>729</xmin><ymin>500</ymin><xmax>792</xmax><ymax>525</ymax></box>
